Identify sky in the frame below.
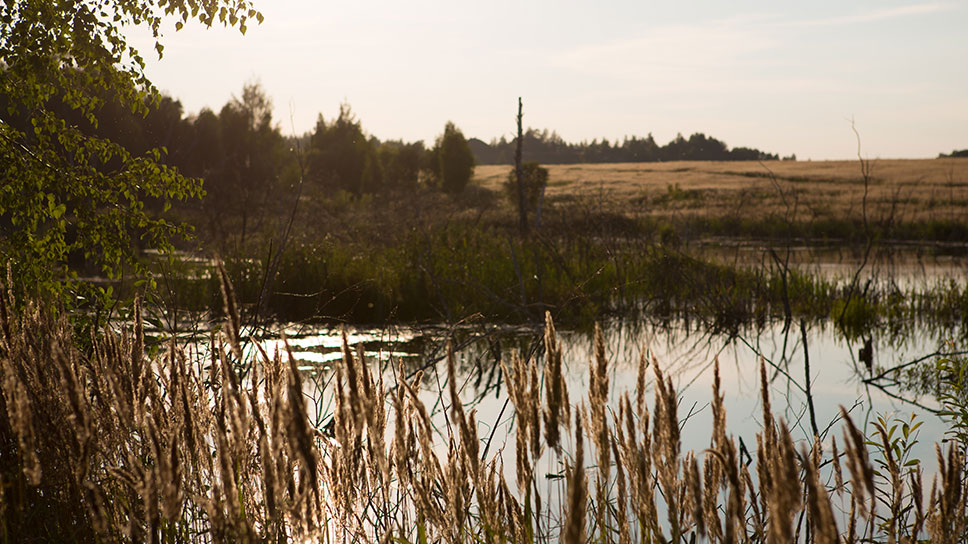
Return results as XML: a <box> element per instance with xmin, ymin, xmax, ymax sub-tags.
<box><xmin>129</xmin><ymin>0</ymin><xmax>967</xmax><ymax>160</ymax></box>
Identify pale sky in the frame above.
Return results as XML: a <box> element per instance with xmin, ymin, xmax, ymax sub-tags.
<box><xmin>130</xmin><ymin>0</ymin><xmax>967</xmax><ymax>160</ymax></box>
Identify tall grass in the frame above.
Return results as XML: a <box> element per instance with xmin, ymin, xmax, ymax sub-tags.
<box><xmin>158</xmin><ymin>223</ymin><xmax>968</xmax><ymax>347</ymax></box>
<box><xmin>170</xmin><ymin>225</ymin><xmax>838</xmax><ymax>328</ymax></box>
<box><xmin>1</xmin><ymin>276</ymin><xmax>967</xmax><ymax>543</ymax></box>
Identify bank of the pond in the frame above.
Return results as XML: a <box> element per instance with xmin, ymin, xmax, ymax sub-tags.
<box><xmin>148</xmin><ymin>229</ymin><xmax>968</xmax><ymax>339</ymax></box>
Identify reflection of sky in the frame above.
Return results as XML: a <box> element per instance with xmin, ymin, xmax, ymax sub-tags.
<box><xmin>121</xmin><ymin>253</ymin><xmax>965</xmax><ymax>536</ymax></box>
<box><xmin>166</xmin><ymin>308</ymin><xmax>958</xmax><ymax>462</ymax></box>
<box><xmin>144</xmin><ymin>249</ymin><xmax>963</xmax><ymax>434</ymax></box>
<box><xmin>442</xmin><ymin>319</ymin><xmax>956</xmax><ymax>525</ymax></box>
<box><xmin>262</xmin><ymin>335</ymin><xmax>422</xmax><ymax>367</ymax></box>
<box><xmin>234</xmin><ymin>317</ymin><xmax>957</xmax><ymax>518</ymax></box>
<box><xmin>145</xmin><ymin>251</ymin><xmax>964</xmax><ymax>526</ymax></box>
<box><xmin>543</xmin><ymin>322</ymin><xmax>951</xmax><ymax>467</ymax></box>
<box><xmin>698</xmin><ymin>244</ymin><xmax>968</xmax><ymax>291</ymax></box>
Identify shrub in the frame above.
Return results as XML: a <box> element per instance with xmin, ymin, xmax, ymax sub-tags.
<box><xmin>503</xmin><ymin>161</ymin><xmax>549</xmax><ymax>215</ymax></box>
<box><xmin>937</xmin><ymin>351</ymin><xmax>968</xmax><ymax>445</ymax></box>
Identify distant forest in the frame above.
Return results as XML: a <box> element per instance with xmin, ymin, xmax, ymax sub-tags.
<box><xmin>5</xmin><ymin>82</ymin><xmax>789</xmax><ymax>199</ymax></box>
<box><xmin>2</xmin><ymin>81</ymin><xmax>790</xmax><ymax>213</ymax></box>
<box><xmin>469</xmin><ymin>129</ymin><xmax>784</xmax><ymax>164</ymax></box>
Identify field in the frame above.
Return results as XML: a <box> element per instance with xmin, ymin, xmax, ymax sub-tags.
<box><xmin>474</xmin><ymin>158</ymin><xmax>968</xmax><ymax>228</ymax></box>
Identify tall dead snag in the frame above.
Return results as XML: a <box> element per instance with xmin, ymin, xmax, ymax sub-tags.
<box><xmin>515</xmin><ymin>97</ymin><xmax>528</xmax><ymax>235</ymax></box>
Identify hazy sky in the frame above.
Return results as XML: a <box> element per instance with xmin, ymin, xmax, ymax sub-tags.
<box><xmin>131</xmin><ymin>0</ymin><xmax>967</xmax><ymax>160</ymax></box>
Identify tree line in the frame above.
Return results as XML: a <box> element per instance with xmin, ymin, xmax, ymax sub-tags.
<box><xmin>470</xmin><ymin>128</ymin><xmax>782</xmax><ymax>164</ymax></box>
<box><xmin>23</xmin><ymin>81</ymin><xmax>475</xmax><ymax>199</ymax></box>
<box><xmin>4</xmin><ymin>81</ymin><xmax>476</xmax><ymax>228</ymax></box>
<box><xmin>3</xmin><ymin>76</ymin><xmax>788</xmax><ymax>266</ymax></box>
<box><xmin>0</xmin><ymin>74</ymin><xmax>475</xmax><ymax>280</ymax></box>
<box><xmin>19</xmin><ymin>81</ymin><xmax>784</xmax><ymax>213</ymax></box>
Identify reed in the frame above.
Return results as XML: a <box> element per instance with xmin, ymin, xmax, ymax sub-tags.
<box><xmin>1</xmin><ymin>279</ymin><xmax>966</xmax><ymax>542</ymax></box>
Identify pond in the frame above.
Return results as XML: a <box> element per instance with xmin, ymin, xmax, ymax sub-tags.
<box><xmin>143</xmin><ymin>247</ymin><xmax>967</xmax><ymax>536</ymax></box>
<box><xmin>154</xmin><ymin>246</ymin><xmax>966</xmax><ymax>470</ymax></box>
<box><xmin>695</xmin><ymin>240</ymin><xmax>968</xmax><ymax>289</ymax></box>
<box><xmin>248</xmin><ymin>315</ymin><xmax>961</xmax><ymax>463</ymax></box>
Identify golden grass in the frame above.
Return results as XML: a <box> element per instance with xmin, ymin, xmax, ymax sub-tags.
<box><xmin>2</xmin><ymin>276</ymin><xmax>967</xmax><ymax>542</ymax></box>
<box><xmin>474</xmin><ymin>158</ymin><xmax>968</xmax><ymax>224</ymax></box>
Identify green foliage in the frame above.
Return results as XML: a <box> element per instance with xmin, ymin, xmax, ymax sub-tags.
<box><xmin>189</xmin><ymin>223</ymin><xmax>852</xmax><ymax>329</ymax></box>
<box><xmin>432</xmin><ymin>121</ymin><xmax>475</xmax><ymax>194</ymax></box>
<box><xmin>378</xmin><ymin>140</ymin><xmax>427</xmax><ymax>191</ymax></box>
<box><xmin>775</xmin><ymin>268</ymin><xmax>833</xmax><ymax>316</ymax></box>
<box><xmin>0</xmin><ymin>0</ymin><xmax>260</xmax><ymax>299</ymax></box>
<box><xmin>866</xmin><ymin>413</ymin><xmax>925</xmax><ymax>538</ymax></box>
<box><xmin>832</xmin><ymin>297</ymin><xmax>879</xmax><ymax>340</ymax></box>
<box><xmin>307</xmin><ymin>104</ymin><xmax>382</xmax><ymax>196</ymax></box>
<box><xmin>199</xmin><ymin>82</ymin><xmax>290</xmax><ymax>248</ymax></box>
<box><xmin>179</xmin><ymin>108</ymin><xmax>223</xmax><ymax>177</ymax></box>
<box><xmin>937</xmin><ymin>352</ymin><xmax>968</xmax><ymax>445</ymax></box>
<box><xmin>504</xmin><ymin>161</ymin><xmax>548</xmax><ymax>215</ymax></box>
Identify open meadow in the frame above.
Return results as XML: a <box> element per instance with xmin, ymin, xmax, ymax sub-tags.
<box><xmin>474</xmin><ymin>158</ymin><xmax>968</xmax><ymax>230</ymax></box>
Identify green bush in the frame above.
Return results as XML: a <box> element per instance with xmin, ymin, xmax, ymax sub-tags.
<box><xmin>503</xmin><ymin>161</ymin><xmax>549</xmax><ymax>214</ymax></box>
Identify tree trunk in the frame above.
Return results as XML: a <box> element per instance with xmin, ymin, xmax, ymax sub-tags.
<box><xmin>515</xmin><ymin>97</ymin><xmax>528</xmax><ymax>235</ymax></box>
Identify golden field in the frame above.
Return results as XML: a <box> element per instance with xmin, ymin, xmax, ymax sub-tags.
<box><xmin>473</xmin><ymin>158</ymin><xmax>968</xmax><ymax>224</ymax></box>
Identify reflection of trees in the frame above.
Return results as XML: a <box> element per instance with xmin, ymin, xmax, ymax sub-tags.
<box><xmin>283</xmin><ymin>302</ymin><xmax>963</xmax><ymax>426</ymax></box>
<box><xmin>861</xmin><ymin>337</ymin><xmax>968</xmax><ymax>414</ymax></box>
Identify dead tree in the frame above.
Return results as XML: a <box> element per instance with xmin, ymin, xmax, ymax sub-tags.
<box><xmin>515</xmin><ymin>97</ymin><xmax>528</xmax><ymax>235</ymax></box>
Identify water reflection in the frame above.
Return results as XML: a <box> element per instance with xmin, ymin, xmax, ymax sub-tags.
<box><xmin>697</xmin><ymin>242</ymin><xmax>968</xmax><ymax>291</ymax></box>
<box><xmin>140</xmin><ymin>244</ymin><xmax>967</xmax><ymax>495</ymax></box>
<box><xmin>229</xmin><ymin>315</ymin><xmax>961</xmax><ymax>472</ymax></box>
